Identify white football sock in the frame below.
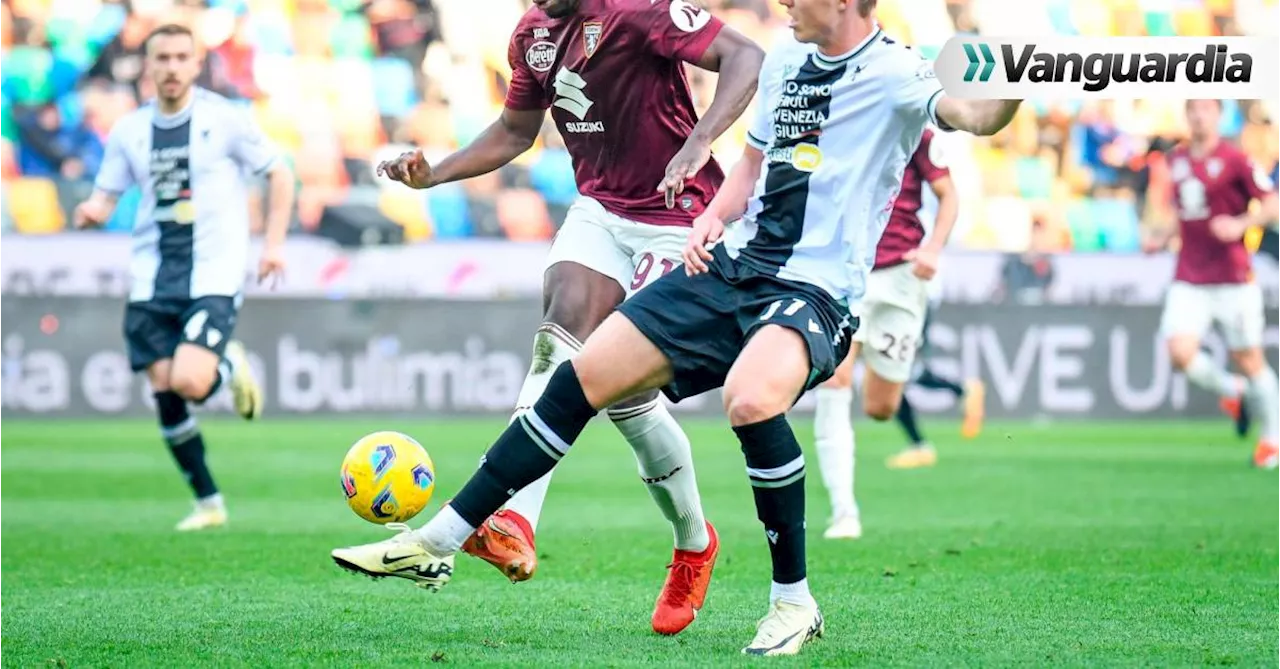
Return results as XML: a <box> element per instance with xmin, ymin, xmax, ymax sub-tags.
<box><xmin>813</xmin><ymin>387</ymin><xmax>858</xmax><ymax>521</ymax></box>
<box><xmin>501</xmin><ymin>324</ymin><xmax>580</xmax><ymax>531</ymax></box>
<box><xmin>1183</xmin><ymin>352</ymin><xmax>1242</xmax><ymax>398</ymax></box>
<box><xmin>609</xmin><ymin>400</ymin><xmax>710</xmax><ymax>552</ymax></box>
<box><xmin>415</xmin><ymin>504</ymin><xmax>475</xmax><ymax>556</ymax></box>
<box><xmin>770</xmin><ymin>578</ymin><xmax>816</xmax><ymax>607</ymax></box>
<box><xmin>197</xmin><ymin>493</ymin><xmax>224</xmax><ymax>511</ymax></box>
<box><xmin>1246</xmin><ymin>365</ymin><xmax>1280</xmax><ymax>443</ymax></box>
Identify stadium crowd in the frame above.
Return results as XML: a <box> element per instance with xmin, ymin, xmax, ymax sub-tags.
<box><xmin>2</xmin><ymin>0</ymin><xmax>1277</xmax><ymax>251</ymax></box>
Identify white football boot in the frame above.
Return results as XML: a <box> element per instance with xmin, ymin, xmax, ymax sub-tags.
<box><xmin>176</xmin><ymin>497</ymin><xmax>228</xmax><ymax>532</ymax></box>
<box><xmin>742</xmin><ymin>599</ymin><xmax>825</xmax><ymax>656</ymax></box>
<box><xmin>224</xmin><ymin>340</ymin><xmax>262</xmax><ymax>420</ymax></box>
<box><xmin>823</xmin><ymin>514</ymin><xmax>863</xmax><ymax>540</ymax></box>
<box><xmin>332</xmin><ymin>523</ymin><xmax>456</xmax><ymax>592</ymax></box>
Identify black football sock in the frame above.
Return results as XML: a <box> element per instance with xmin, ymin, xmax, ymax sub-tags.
<box><xmin>917</xmin><ymin>368</ymin><xmax>964</xmax><ymax>398</ymax></box>
<box><xmin>734</xmin><ymin>415</ymin><xmax>807</xmax><ymax>585</ymax></box>
<box><xmin>896</xmin><ymin>394</ymin><xmax>927</xmax><ymax>447</ymax></box>
<box><xmin>450</xmin><ymin>363</ymin><xmax>597</xmax><ymax>526</ymax></box>
<box><xmin>155</xmin><ymin>391</ymin><xmax>218</xmax><ymax>499</ymax></box>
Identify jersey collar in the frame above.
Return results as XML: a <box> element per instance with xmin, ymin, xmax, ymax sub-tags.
<box><xmin>152</xmin><ymin>88</ymin><xmax>199</xmax><ymax>129</ymax></box>
<box><xmin>813</xmin><ymin>23</ymin><xmax>882</xmax><ymax>70</ymax></box>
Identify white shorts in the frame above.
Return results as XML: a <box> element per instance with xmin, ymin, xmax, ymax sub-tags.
<box><xmin>544</xmin><ymin>197</ymin><xmax>688</xmax><ymax>297</ymax></box>
<box><xmin>1159</xmin><ymin>281</ymin><xmax>1265</xmax><ymax>350</ymax></box>
<box><xmin>852</xmin><ymin>263</ymin><xmax>930</xmax><ymax>383</ymax></box>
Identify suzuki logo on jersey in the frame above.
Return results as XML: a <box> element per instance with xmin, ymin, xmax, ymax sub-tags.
<box><xmin>525</xmin><ymin>40</ymin><xmax>557</xmax><ymax>73</ymax></box>
<box><xmin>583</xmin><ymin>22</ymin><xmax>603</xmax><ymax>58</ymax></box>
<box><xmin>669</xmin><ymin>0</ymin><xmax>711</xmax><ymax>32</ymax></box>
<box><xmin>552</xmin><ymin>68</ymin><xmax>604</xmax><ymax>132</ymax></box>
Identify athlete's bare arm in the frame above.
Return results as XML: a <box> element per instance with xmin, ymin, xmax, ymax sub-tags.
<box><xmin>657</xmin><ymin>27</ymin><xmax>764</xmax><ymax>207</ymax></box>
<box><xmin>683</xmin><ymin>144</ymin><xmax>764</xmax><ymax>274</ymax></box>
<box><xmin>935</xmin><ymin>98</ymin><xmax>1021</xmax><ymax>137</ymax></box>
<box><xmin>73</xmin><ymin>189</ymin><xmax>120</xmax><ymax>228</ymax></box>
<box><xmin>1212</xmin><ymin>191</ymin><xmax>1278</xmax><ymax>242</ymax></box>
<box><xmin>905</xmin><ymin>173</ymin><xmax>958</xmax><ymax>280</ymax></box>
<box><xmin>378</xmin><ymin>107</ymin><xmax>546</xmax><ymax>190</ymax></box>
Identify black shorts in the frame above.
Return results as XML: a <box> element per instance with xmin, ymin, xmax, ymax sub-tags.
<box><xmin>123</xmin><ymin>295</ymin><xmax>239</xmax><ymax>372</ymax></box>
<box><xmin>617</xmin><ymin>247</ymin><xmax>856</xmax><ymax>402</ymax></box>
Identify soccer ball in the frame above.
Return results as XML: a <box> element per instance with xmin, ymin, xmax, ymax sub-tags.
<box><xmin>340</xmin><ymin>431</ymin><xmax>436</xmax><ymax>524</ymax></box>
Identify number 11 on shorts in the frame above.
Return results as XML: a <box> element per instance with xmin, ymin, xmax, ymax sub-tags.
<box><xmin>760</xmin><ymin>298</ymin><xmax>807</xmax><ymax>321</ymax></box>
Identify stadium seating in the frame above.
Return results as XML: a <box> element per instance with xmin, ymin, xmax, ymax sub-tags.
<box><xmin>1</xmin><ymin>0</ymin><xmax>1275</xmax><ymax>251</ymax></box>
<box><xmin>7</xmin><ymin>177</ymin><xmax>66</xmax><ymax>234</ymax></box>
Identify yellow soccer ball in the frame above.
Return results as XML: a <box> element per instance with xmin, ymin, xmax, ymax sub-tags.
<box><xmin>340</xmin><ymin>431</ymin><xmax>436</xmax><ymax>524</ymax></box>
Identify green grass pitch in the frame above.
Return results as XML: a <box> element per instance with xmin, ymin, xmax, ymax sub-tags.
<box><xmin>2</xmin><ymin>418</ymin><xmax>1277</xmax><ymax>667</ymax></box>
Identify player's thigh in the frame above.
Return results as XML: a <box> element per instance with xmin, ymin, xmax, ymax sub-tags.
<box><xmin>1160</xmin><ymin>282</ymin><xmax>1212</xmax><ymax>366</ymax></box>
<box><xmin>857</xmin><ymin>305</ymin><xmax>923</xmax><ymax>413</ymax></box>
<box><xmin>623</xmin><ymin>225</ymin><xmax>687</xmax><ymax>296</ymax></box>
<box><xmin>729</xmin><ymin>282</ymin><xmax>855</xmax><ymax>424</ymax></box>
<box><xmin>574</xmin><ymin>312</ymin><xmax>675</xmax><ymax>409</ymax></box>
<box><xmin>616</xmin><ymin>265</ymin><xmax>742</xmax><ymax>404</ymax></box>
<box><xmin>819</xmin><ymin>343</ymin><xmax>858</xmax><ymax>390</ymax></box>
<box><xmin>1214</xmin><ymin>283</ymin><xmax>1266</xmax><ymax>355</ymax></box>
<box><xmin>723</xmin><ymin>325</ymin><xmax>814</xmax><ymax>426</ymax></box>
<box><xmin>543</xmin><ymin>198</ymin><xmax>631</xmax><ymax>340</ymax></box>
<box><xmin>124</xmin><ymin>300</ymin><xmax>182</xmax><ymax>380</ymax></box>
<box><xmin>169</xmin><ymin>296</ymin><xmax>238</xmax><ymax>398</ymax></box>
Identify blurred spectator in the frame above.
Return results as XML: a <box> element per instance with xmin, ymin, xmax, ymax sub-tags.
<box><xmin>13</xmin><ymin>102</ymin><xmax>102</xmax><ymax>181</ymax></box>
<box><xmin>206</xmin><ymin>11</ymin><xmax>261</xmax><ymax>100</ymax></box>
<box><xmin>83</xmin><ymin>12</ymin><xmax>150</xmax><ymax>99</ymax></box>
<box><xmin>362</xmin><ymin>0</ymin><xmax>440</xmax><ymax>95</ymax></box>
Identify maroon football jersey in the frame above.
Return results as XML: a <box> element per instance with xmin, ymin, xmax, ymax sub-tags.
<box><xmin>874</xmin><ymin>129</ymin><xmax>949</xmax><ymax>270</ymax></box>
<box><xmin>1169</xmin><ymin>141</ymin><xmax>1275</xmax><ymax>284</ymax></box>
<box><xmin>504</xmin><ymin>0</ymin><xmax>725</xmax><ymax>227</ymax></box>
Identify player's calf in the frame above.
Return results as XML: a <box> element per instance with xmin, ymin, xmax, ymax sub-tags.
<box><xmin>152</xmin><ymin>388</ymin><xmax>225</xmax><ymax>531</ymax></box>
<box><xmin>724</xmin><ymin>325</ymin><xmax>822</xmax><ymax>651</ymax></box>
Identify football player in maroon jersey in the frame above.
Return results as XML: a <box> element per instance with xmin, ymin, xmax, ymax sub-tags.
<box><xmin>1145</xmin><ymin>99</ymin><xmax>1279</xmax><ymax>468</ymax></box>
<box><xmin>375</xmin><ymin>0</ymin><xmax>764</xmax><ymax>633</ymax></box>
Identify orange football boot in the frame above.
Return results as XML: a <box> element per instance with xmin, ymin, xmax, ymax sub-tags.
<box><xmin>460</xmin><ymin>509</ymin><xmax>538</xmax><ymax>583</ymax></box>
<box><xmin>1252</xmin><ymin>441</ymin><xmax>1278</xmax><ymax>469</ymax></box>
<box><xmin>651</xmin><ymin>522</ymin><xmax>719</xmax><ymax>635</ymax></box>
<box><xmin>960</xmin><ymin>379</ymin><xmax>986</xmax><ymax>440</ymax></box>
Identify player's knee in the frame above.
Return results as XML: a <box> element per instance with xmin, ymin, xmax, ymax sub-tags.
<box><xmin>1166</xmin><ymin>338</ymin><xmax>1198</xmax><ymax>370</ymax></box>
<box><xmin>723</xmin><ymin>388</ymin><xmax>790</xmax><ymax>427</ymax></box>
<box><xmin>862</xmin><ymin>395</ymin><xmax>898</xmax><ymax>422</ymax></box>
<box><xmin>169</xmin><ymin>367</ymin><xmax>215</xmax><ymax>402</ymax></box>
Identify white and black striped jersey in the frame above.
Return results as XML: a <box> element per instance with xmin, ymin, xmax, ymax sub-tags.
<box><xmin>94</xmin><ymin>88</ymin><xmax>279</xmax><ymax>303</ymax></box>
<box><xmin>724</xmin><ymin>27</ymin><xmax>946</xmax><ymax>311</ymax></box>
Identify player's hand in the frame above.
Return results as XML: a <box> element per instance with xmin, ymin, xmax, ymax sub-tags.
<box><xmin>658</xmin><ymin>138</ymin><xmax>712</xmax><ymax>209</ymax></box>
<box><xmin>377</xmin><ymin>149</ymin><xmax>433</xmax><ymax>189</ymax></box>
<box><xmin>683</xmin><ymin>212</ymin><xmax>724</xmax><ymax>276</ymax></box>
<box><xmin>1140</xmin><ymin>232</ymin><xmax>1166</xmax><ymax>254</ymax></box>
<box><xmin>72</xmin><ymin>201</ymin><xmax>109</xmax><ymax>229</ymax></box>
<box><xmin>904</xmin><ymin>247</ymin><xmax>939</xmax><ymax>280</ymax></box>
<box><xmin>1210</xmin><ymin>214</ymin><xmax>1249</xmax><ymax>242</ymax></box>
<box><xmin>258</xmin><ymin>246</ymin><xmax>286</xmax><ymax>288</ymax></box>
